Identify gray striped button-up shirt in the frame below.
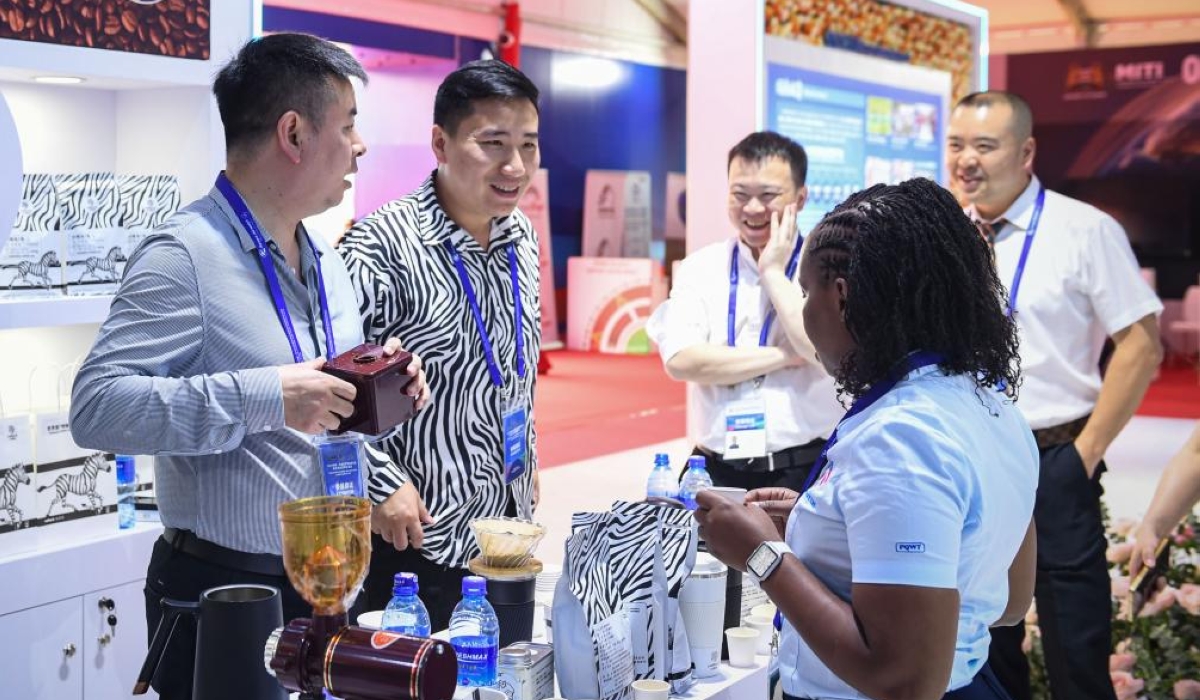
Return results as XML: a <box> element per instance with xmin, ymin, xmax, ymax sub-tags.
<box><xmin>70</xmin><ymin>186</ymin><xmax>406</xmax><ymax>555</ymax></box>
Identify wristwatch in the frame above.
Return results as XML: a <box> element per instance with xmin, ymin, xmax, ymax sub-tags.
<box><xmin>746</xmin><ymin>541</ymin><xmax>792</xmax><ymax>586</ymax></box>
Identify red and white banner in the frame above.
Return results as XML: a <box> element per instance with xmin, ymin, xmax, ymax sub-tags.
<box><xmin>566</xmin><ymin>257</ymin><xmax>666</xmax><ymax>354</ymax></box>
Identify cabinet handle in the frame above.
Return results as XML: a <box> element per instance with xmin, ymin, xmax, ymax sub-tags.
<box><xmin>98</xmin><ymin>597</ymin><xmax>115</xmax><ymax>611</ymax></box>
<box><xmin>62</xmin><ymin>643</ymin><xmax>76</xmax><ymax>658</ymax></box>
<box><xmin>98</xmin><ymin>633</ymin><xmax>112</xmax><ymax>646</ymax></box>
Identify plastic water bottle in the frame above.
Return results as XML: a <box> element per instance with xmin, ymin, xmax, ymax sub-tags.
<box><xmin>116</xmin><ymin>455</ymin><xmax>136</xmax><ymax>530</ymax></box>
<box><xmin>380</xmin><ymin>572</ymin><xmax>431</xmax><ymax>637</ymax></box>
<box><xmin>449</xmin><ymin>576</ymin><xmax>500</xmax><ymax>687</ymax></box>
<box><xmin>646</xmin><ymin>452</ymin><xmax>678</xmax><ymax>499</ymax></box>
<box><xmin>678</xmin><ymin>455</ymin><xmax>713</xmax><ymax>511</ymax></box>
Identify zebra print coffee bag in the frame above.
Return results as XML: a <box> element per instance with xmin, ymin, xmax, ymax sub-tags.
<box><xmin>0</xmin><ymin>173</ymin><xmax>62</xmax><ymax>299</ymax></box>
<box><xmin>0</xmin><ymin>416</ymin><xmax>36</xmax><ymax>535</ymax></box>
<box><xmin>54</xmin><ymin>173</ymin><xmax>125</xmax><ymax>297</ymax></box>
<box><xmin>553</xmin><ymin>500</ymin><xmax>697</xmax><ymax>699</ymax></box>
<box><xmin>118</xmin><ymin>174</ymin><xmax>181</xmax><ymax>280</ymax></box>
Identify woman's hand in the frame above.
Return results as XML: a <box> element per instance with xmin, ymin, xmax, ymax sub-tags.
<box><xmin>695</xmin><ymin>489</ymin><xmax>786</xmax><ymax>572</ymax></box>
<box><xmin>745</xmin><ymin>487</ymin><xmax>799</xmax><ymax>538</ymax></box>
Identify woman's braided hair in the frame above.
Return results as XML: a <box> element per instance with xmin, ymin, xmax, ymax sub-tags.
<box><xmin>804</xmin><ymin>177</ymin><xmax>1021</xmax><ymax>401</ymax></box>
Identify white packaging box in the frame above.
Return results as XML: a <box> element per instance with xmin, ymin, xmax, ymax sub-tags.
<box><xmin>0</xmin><ymin>173</ymin><xmax>63</xmax><ymax>298</ymax></box>
<box><xmin>55</xmin><ymin>172</ymin><xmax>124</xmax><ymax>297</ymax></box>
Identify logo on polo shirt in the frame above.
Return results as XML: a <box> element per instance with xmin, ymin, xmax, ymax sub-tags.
<box><xmin>895</xmin><ymin>541</ymin><xmax>926</xmax><ymax>554</ymax></box>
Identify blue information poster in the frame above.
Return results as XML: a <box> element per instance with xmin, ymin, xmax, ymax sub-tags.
<box><xmin>766</xmin><ymin>62</ymin><xmax>945</xmax><ymax>235</ymax></box>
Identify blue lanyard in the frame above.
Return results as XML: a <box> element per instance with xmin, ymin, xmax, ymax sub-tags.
<box><xmin>727</xmin><ymin>236</ymin><xmax>804</xmax><ymax>347</ymax></box>
<box><xmin>215</xmin><ymin>173</ymin><xmax>336</xmax><ymax>363</ymax></box>
<box><xmin>799</xmin><ymin>351</ymin><xmax>945</xmax><ymax>493</ymax></box>
<box><xmin>443</xmin><ymin>240</ymin><xmax>526</xmax><ymax>390</ymax></box>
<box><xmin>1004</xmin><ymin>186</ymin><xmax>1046</xmax><ymax>318</ymax></box>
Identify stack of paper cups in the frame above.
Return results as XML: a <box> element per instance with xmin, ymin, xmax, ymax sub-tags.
<box><xmin>535</xmin><ymin>563</ymin><xmax>561</xmax><ymax>642</ymax></box>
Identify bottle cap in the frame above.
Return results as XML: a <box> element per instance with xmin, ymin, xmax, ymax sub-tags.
<box><xmin>116</xmin><ymin>455</ymin><xmax>136</xmax><ymax>484</ymax></box>
<box><xmin>654</xmin><ymin>453</ymin><xmax>669</xmax><ymax>468</ymax></box>
<box><xmin>392</xmin><ymin>572</ymin><xmax>419</xmax><ymax>597</ymax></box>
<box><xmin>462</xmin><ymin>575</ymin><xmax>488</xmax><ymax>596</ymax></box>
<box><xmin>686</xmin><ymin>455</ymin><xmax>707</xmax><ymax>471</ymax></box>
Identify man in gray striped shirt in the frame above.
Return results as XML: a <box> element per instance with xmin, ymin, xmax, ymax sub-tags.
<box><xmin>69</xmin><ymin>35</ymin><xmax>428</xmax><ymax>700</ymax></box>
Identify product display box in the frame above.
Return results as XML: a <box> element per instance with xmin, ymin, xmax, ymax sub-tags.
<box><xmin>32</xmin><ymin>411</ymin><xmax>116</xmax><ymax>527</ymax></box>
<box><xmin>0</xmin><ymin>415</ymin><xmax>36</xmax><ymax>535</ymax></box>
<box><xmin>118</xmin><ymin>173</ymin><xmax>182</xmax><ymax>279</ymax></box>
<box><xmin>1</xmin><ymin>173</ymin><xmax>62</xmax><ymax>298</ymax></box>
<box><xmin>55</xmin><ymin>172</ymin><xmax>124</xmax><ymax>297</ymax></box>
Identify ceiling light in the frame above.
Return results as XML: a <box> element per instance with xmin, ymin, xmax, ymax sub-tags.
<box><xmin>551</xmin><ymin>56</ymin><xmax>627</xmax><ymax>91</ymax></box>
<box><xmin>33</xmin><ymin>76</ymin><xmax>84</xmax><ymax>85</ymax></box>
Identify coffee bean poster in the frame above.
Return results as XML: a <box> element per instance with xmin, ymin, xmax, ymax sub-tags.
<box><xmin>0</xmin><ymin>0</ymin><xmax>211</xmax><ymax>61</ymax></box>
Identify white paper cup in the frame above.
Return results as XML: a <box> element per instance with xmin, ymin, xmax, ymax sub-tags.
<box><xmin>631</xmin><ymin>679</ymin><xmax>671</xmax><ymax>700</ymax></box>
<box><xmin>750</xmin><ymin>602</ymin><xmax>777</xmax><ymax>621</ymax></box>
<box><xmin>744</xmin><ymin>614</ymin><xmax>774</xmax><ymax>655</ymax></box>
<box><xmin>706</xmin><ymin>486</ymin><xmax>748</xmax><ymax>504</ymax></box>
<box><xmin>356</xmin><ymin>610</ymin><xmax>384</xmax><ymax>629</ymax></box>
<box><xmin>725</xmin><ymin>626</ymin><xmax>760</xmax><ymax>668</ymax></box>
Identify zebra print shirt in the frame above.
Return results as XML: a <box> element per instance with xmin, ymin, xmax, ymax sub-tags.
<box><xmin>70</xmin><ymin>186</ymin><xmax>407</xmax><ymax>555</ymax></box>
<box><xmin>339</xmin><ymin>174</ymin><xmax>541</xmax><ymax>569</ymax></box>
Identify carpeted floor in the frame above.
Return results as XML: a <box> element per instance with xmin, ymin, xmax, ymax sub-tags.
<box><xmin>533</xmin><ymin>350</ymin><xmax>685</xmax><ymax>469</ymax></box>
<box><xmin>533</xmin><ymin>351</ymin><xmax>1200</xmax><ymax>468</ymax></box>
<box><xmin>1139</xmin><ymin>364</ymin><xmax>1200</xmax><ymax>419</ymax></box>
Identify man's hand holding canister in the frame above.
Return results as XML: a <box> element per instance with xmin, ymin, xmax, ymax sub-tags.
<box><xmin>280</xmin><ymin>358</ymin><xmax>357</xmax><ymax>434</ymax></box>
<box><xmin>382</xmin><ymin>337</ymin><xmax>431</xmax><ymax>411</ymax></box>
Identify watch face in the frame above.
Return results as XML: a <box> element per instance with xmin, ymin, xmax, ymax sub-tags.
<box><xmin>748</xmin><ymin>543</ymin><xmax>776</xmax><ymax>578</ymax></box>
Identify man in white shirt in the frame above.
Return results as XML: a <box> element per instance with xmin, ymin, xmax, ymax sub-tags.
<box><xmin>647</xmin><ymin>131</ymin><xmax>842</xmax><ymax>492</ymax></box>
<box><xmin>947</xmin><ymin>91</ymin><xmax>1163</xmax><ymax>700</ymax></box>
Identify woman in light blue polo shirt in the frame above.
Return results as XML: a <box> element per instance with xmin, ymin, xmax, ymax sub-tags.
<box><xmin>696</xmin><ymin>178</ymin><xmax>1038</xmax><ymax>700</ymax></box>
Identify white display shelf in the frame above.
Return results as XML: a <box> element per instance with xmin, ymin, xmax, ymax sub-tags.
<box><xmin>0</xmin><ymin>295</ymin><xmax>112</xmax><ymax>330</ymax></box>
<box><xmin>0</xmin><ymin>520</ymin><xmax>161</xmax><ymax>617</ymax></box>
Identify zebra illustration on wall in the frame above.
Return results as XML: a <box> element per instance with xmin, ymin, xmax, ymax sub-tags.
<box><xmin>70</xmin><ymin>246</ymin><xmax>127</xmax><ymax>282</ymax></box>
<box><xmin>0</xmin><ymin>465</ymin><xmax>32</xmax><ymax>526</ymax></box>
<box><xmin>38</xmin><ymin>452</ymin><xmax>111</xmax><ymax>515</ymax></box>
<box><xmin>2</xmin><ymin>250</ymin><xmax>60</xmax><ymax>289</ymax></box>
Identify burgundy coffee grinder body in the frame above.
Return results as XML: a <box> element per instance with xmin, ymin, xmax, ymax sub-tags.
<box><xmin>264</xmin><ymin>496</ymin><xmax>457</xmax><ymax>700</ymax></box>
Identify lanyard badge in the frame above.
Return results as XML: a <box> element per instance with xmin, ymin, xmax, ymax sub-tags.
<box><xmin>315</xmin><ymin>432</ymin><xmax>365</xmax><ymax>498</ymax></box>
<box><xmin>443</xmin><ymin>239</ymin><xmax>529</xmax><ymax>485</ymax></box>
<box><xmin>215</xmin><ymin>174</ymin><xmax>358</xmax><ymax>493</ymax></box>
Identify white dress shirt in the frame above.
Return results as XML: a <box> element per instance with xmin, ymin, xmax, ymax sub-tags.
<box><xmin>977</xmin><ymin>177</ymin><xmax>1162</xmax><ymax>430</ymax></box>
<box><xmin>647</xmin><ymin>237</ymin><xmax>842</xmax><ymax>453</ymax></box>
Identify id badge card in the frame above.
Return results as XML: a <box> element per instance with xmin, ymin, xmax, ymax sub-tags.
<box><xmin>502</xmin><ymin>393</ymin><xmax>528</xmax><ymax>485</ymax></box>
<box><xmin>724</xmin><ymin>397</ymin><xmax>768</xmax><ymax>459</ymax></box>
<box><xmin>314</xmin><ymin>433</ymin><xmax>365</xmax><ymax>498</ymax></box>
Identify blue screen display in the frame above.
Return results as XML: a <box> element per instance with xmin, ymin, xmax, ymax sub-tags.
<box><xmin>766</xmin><ymin>62</ymin><xmax>945</xmax><ymax>235</ymax></box>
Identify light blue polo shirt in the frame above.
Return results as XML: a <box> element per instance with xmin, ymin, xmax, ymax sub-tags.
<box><xmin>780</xmin><ymin>367</ymin><xmax>1038</xmax><ymax>698</ymax></box>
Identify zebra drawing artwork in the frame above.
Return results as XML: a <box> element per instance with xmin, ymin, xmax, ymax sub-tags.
<box><xmin>2</xmin><ymin>250</ymin><xmax>60</xmax><ymax>289</ymax></box>
<box><xmin>38</xmin><ymin>452</ymin><xmax>111</xmax><ymax>515</ymax></box>
<box><xmin>71</xmin><ymin>246</ymin><xmax>127</xmax><ymax>282</ymax></box>
<box><xmin>0</xmin><ymin>465</ymin><xmax>32</xmax><ymax>526</ymax></box>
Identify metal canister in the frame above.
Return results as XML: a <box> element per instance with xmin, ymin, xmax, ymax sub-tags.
<box><xmin>509</xmin><ymin>642</ymin><xmax>554</xmax><ymax>700</ymax></box>
<box><xmin>496</xmin><ymin>647</ymin><xmax>533</xmax><ymax>700</ymax></box>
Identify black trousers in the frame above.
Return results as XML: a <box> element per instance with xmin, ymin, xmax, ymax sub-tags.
<box><xmin>988</xmin><ymin>442</ymin><xmax>1117</xmax><ymax>700</ymax></box>
<box><xmin>783</xmin><ymin>663</ymin><xmax>1012</xmax><ymax>699</ymax></box>
<box><xmin>688</xmin><ymin>444</ymin><xmax>820</xmax><ymax>493</ymax></box>
<box><xmin>359</xmin><ymin>536</ymin><xmax>471</xmax><ymax>632</ymax></box>
<box><xmin>143</xmin><ymin>536</ymin><xmax>309</xmax><ymax>700</ymax></box>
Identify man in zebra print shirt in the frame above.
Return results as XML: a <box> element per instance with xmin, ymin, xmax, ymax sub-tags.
<box><xmin>340</xmin><ymin>60</ymin><xmax>542</xmax><ymax>629</ymax></box>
